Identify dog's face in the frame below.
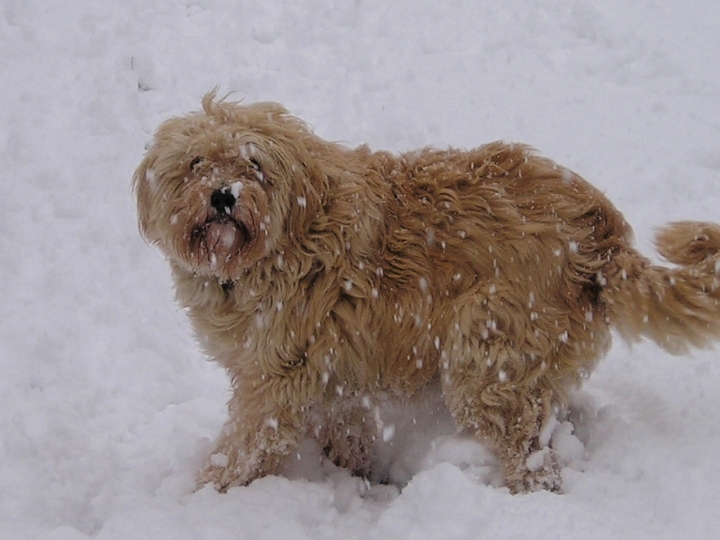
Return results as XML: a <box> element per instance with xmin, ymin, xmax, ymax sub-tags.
<box><xmin>133</xmin><ymin>93</ymin><xmax>321</xmax><ymax>281</ymax></box>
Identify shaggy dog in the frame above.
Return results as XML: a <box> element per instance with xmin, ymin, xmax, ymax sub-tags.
<box><xmin>134</xmin><ymin>92</ymin><xmax>720</xmax><ymax>493</ymax></box>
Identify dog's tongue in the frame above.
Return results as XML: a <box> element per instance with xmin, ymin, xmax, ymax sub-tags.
<box><xmin>205</xmin><ymin>221</ymin><xmax>244</xmax><ymax>257</ymax></box>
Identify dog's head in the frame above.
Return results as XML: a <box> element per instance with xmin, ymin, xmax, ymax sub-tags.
<box><xmin>133</xmin><ymin>92</ymin><xmax>335</xmax><ymax>281</ymax></box>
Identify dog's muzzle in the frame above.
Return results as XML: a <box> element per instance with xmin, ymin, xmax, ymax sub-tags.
<box><xmin>190</xmin><ymin>187</ymin><xmax>249</xmax><ymax>265</ymax></box>
<box><xmin>211</xmin><ymin>187</ymin><xmax>236</xmax><ymax>215</ymax></box>
<box><xmin>203</xmin><ymin>219</ymin><xmax>246</xmax><ymax>257</ymax></box>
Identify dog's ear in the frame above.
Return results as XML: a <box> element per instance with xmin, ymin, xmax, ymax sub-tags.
<box><xmin>285</xmin><ymin>158</ymin><xmax>325</xmax><ymax>245</ymax></box>
<box><xmin>282</xmin><ymin>135</ymin><xmax>371</xmax><ymax>258</ymax></box>
<box><xmin>132</xmin><ymin>150</ymin><xmax>154</xmax><ymax>241</ymax></box>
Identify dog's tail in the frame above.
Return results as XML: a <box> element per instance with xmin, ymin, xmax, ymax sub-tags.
<box><xmin>600</xmin><ymin>221</ymin><xmax>720</xmax><ymax>354</ymax></box>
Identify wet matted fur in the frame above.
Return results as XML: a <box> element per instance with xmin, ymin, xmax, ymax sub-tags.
<box><xmin>134</xmin><ymin>92</ymin><xmax>720</xmax><ymax>493</ymax></box>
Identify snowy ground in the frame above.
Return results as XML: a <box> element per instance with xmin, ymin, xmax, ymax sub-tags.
<box><xmin>2</xmin><ymin>0</ymin><xmax>720</xmax><ymax>538</ymax></box>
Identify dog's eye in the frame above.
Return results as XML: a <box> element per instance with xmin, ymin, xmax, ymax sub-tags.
<box><xmin>190</xmin><ymin>157</ymin><xmax>204</xmax><ymax>171</ymax></box>
<box><xmin>247</xmin><ymin>157</ymin><xmax>268</xmax><ymax>184</ymax></box>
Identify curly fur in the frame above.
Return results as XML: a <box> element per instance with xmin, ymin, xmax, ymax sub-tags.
<box><xmin>133</xmin><ymin>92</ymin><xmax>720</xmax><ymax>493</ymax></box>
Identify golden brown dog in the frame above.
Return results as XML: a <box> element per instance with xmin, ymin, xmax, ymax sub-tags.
<box><xmin>134</xmin><ymin>92</ymin><xmax>720</xmax><ymax>493</ymax></box>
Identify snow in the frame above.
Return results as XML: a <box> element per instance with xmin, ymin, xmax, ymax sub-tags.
<box><xmin>2</xmin><ymin>0</ymin><xmax>720</xmax><ymax>539</ymax></box>
<box><xmin>229</xmin><ymin>181</ymin><xmax>243</xmax><ymax>199</ymax></box>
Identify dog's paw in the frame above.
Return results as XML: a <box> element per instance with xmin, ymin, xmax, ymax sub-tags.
<box><xmin>196</xmin><ymin>452</ymin><xmax>250</xmax><ymax>492</ymax></box>
<box><xmin>506</xmin><ymin>447</ymin><xmax>563</xmax><ymax>494</ymax></box>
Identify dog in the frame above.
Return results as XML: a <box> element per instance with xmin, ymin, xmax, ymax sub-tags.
<box><xmin>133</xmin><ymin>91</ymin><xmax>720</xmax><ymax>493</ymax></box>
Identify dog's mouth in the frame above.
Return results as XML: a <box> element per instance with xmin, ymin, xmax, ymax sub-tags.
<box><xmin>192</xmin><ymin>217</ymin><xmax>249</xmax><ymax>266</ymax></box>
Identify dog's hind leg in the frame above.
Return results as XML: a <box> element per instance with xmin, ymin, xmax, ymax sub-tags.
<box><xmin>440</xmin><ymin>340</ymin><xmax>562</xmax><ymax>493</ymax></box>
<box><xmin>438</xmin><ymin>291</ymin><xmax>602</xmax><ymax>493</ymax></box>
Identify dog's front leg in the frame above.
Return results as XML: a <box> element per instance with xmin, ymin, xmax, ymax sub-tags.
<box><xmin>197</xmin><ymin>378</ymin><xmax>303</xmax><ymax>492</ymax></box>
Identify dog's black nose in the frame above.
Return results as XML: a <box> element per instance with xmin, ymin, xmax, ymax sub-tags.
<box><xmin>210</xmin><ymin>188</ymin><xmax>236</xmax><ymax>214</ymax></box>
